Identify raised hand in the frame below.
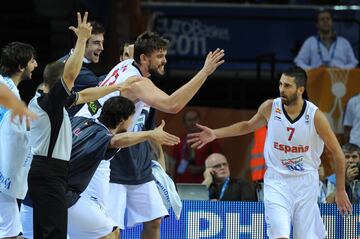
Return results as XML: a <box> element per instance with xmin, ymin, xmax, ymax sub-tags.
<box><xmin>335</xmin><ymin>189</ymin><xmax>352</xmax><ymax>216</ymax></box>
<box><xmin>68</xmin><ymin>12</ymin><xmax>92</xmax><ymax>41</ymax></box>
<box><xmin>201</xmin><ymin>48</ymin><xmax>225</xmax><ymax>76</ymax></box>
<box><xmin>115</xmin><ymin>77</ymin><xmax>143</xmax><ymax>101</ymax></box>
<box><xmin>346</xmin><ymin>164</ymin><xmax>358</xmax><ymax>181</ymax></box>
<box><xmin>203</xmin><ymin>168</ymin><xmax>214</xmax><ymax>182</ymax></box>
<box><xmin>150</xmin><ymin>120</ymin><xmax>180</xmax><ymax>146</ymax></box>
<box><xmin>187</xmin><ymin>123</ymin><xmax>216</xmax><ymax>149</ymax></box>
<box><xmin>11</xmin><ymin>101</ymin><xmax>37</xmax><ymax>125</ymax></box>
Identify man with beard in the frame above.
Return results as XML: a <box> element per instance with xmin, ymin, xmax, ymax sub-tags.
<box><xmin>60</xmin><ymin>21</ymin><xmax>106</xmax><ymax>116</ymax></box>
<box><xmin>188</xmin><ymin>66</ymin><xmax>352</xmax><ymax>239</ymax></box>
<box><xmin>294</xmin><ymin>9</ymin><xmax>358</xmax><ymax>69</ymax></box>
<box><xmin>75</xmin><ymin>31</ymin><xmax>224</xmax><ymax>238</ymax></box>
<box><xmin>0</xmin><ymin>42</ymin><xmax>37</xmax><ymax>239</ymax></box>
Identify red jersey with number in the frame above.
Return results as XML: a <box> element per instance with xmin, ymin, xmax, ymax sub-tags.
<box><xmin>264</xmin><ymin>98</ymin><xmax>324</xmax><ymax>175</ymax></box>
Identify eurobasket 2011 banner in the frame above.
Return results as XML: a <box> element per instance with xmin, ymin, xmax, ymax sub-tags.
<box><xmin>122</xmin><ymin>201</ymin><xmax>359</xmax><ymax>239</ymax></box>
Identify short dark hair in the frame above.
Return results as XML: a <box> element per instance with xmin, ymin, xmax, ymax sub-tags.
<box><xmin>0</xmin><ymin>42</ymin><xmax>36</xmax><ymax>77</ymax></box>
<box><xmin>119</xmin><ymin>41</ymin><xmax>132</xmax><ymax>58</ymax></box>
<box><xmin>283</xmin><ymin>66</ymin><xmax>307</xmax><ymax>88</ymax></box>
<box><xmin>342</xmin><ymin>143</ymin><xmax>360</xmax><ymax>154</ymax></box>
<box><xmin>43</xmin><ymin>61</ymin><xmax>65</xmax><ymax>90</ymax></box>
<box><xmin>72</xmin><ymin>21</ymin><xmax>105</xmax><ymax>46</ymax></box>
<box><xmin>90</xmin><ymin>21</ymin><xmax>105</xmax><ymax>35</ymax></box>
<box><xmin>98</xmin><ymin>96</ymin><xmax>135</xmax><ymax>129</ymax></box>
<box><xmin>317</xmin><ymin>9</ymin><xmax>333</xmax><ymax>22</ymax></box>
<box><xmin>133</xmin><ymin>31</ymin><xmax>169</xmax><ymax>64</ymax></box>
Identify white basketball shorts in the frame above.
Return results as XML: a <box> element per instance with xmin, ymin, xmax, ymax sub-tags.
<box><xmin>107</xmin><ymin>180</ymin><xmax>168</xmax><ymax>229</ymax></box>
<box><xmin>0</xmin><ymin>192</ymin><xmax>22</xmax><ymax>238</ymax></box>
<box><xmin>264</xmin><ymin>169</ymin><xmax>327</xmax><ymax>239</ymax></box>
<box><xmin>68</xmin><ymin>195</ymin><xmax>117</xmax><ymax>239</ymax></box>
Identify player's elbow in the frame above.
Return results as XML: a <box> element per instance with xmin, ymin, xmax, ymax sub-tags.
<box><xmin>167</xmin><ymin>103</ymin><xmax>182</xmax><ymax>114</ymax></box>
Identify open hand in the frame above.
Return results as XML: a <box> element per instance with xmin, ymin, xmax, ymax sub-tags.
<box><xmin>201</xmin><ymin>48</ymin><xmax>225</xmax><ymax>76</ymax></box>
<box><xmin>116</xmin><ymin>77</ymin><xmax>143</xmax><ymax>101</ymax></box>
<box><xmin>335</xmin><ymin>189</ymin><xmax>352</xmax><ymax>216</ymax></box>
<box><xmin>187</xmin><ymin>123</ymin><xmax>216</xmax><ymax>149</ymax></box>
<box><xmin>151</xmin><ymin>120</ymin><xmax>180</xmax><ymax>146</ymax></box>
<box><xmin>11</xmin><ymin>101</ymin><xmax>37</xmax><ymax>126</ymax></box>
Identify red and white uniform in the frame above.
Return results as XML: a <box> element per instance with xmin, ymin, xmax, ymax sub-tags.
<box><xmin>264</xmin><ymin>97</ymin><xmax>324</xmax><ymax>175</ymax></box>
<box><xmin>263</xmin><ymin>98</ymin><xmax>326</xmax><ymax>239</ymax></box>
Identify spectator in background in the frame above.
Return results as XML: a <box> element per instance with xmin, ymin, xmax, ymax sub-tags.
<box><xmin>318</xmin><ymin>164</ymin><xmax>328</xmax><ymax>203</ymax></box>
<box><xmin>59</xmin><ymin>21</ymin><xmax>106</xmax><ymax>117</ymax></box>
<box><xmin>344</xmin><ymin>92</ymin><xmax>360</xmax><ymax>148</ymax></box>
<box><xmin>326</xmin><ymin>143</ymin><xmax>360</xmax><ymax>203</ymax></box>
<box><xmin>294</xmin><ymin>9</ymin><xmax>358</xmax><ymax>69</ymax></box>
<box><xmin>171</xmin><ymin>109</ymin><xmax>222</xmax><ymax>183</ymax></box>
<box><xmin>202</xmin><ymin>153</ymin><xmax>257</xmax><ymax>201</ymax></box>
<box><xmin>119</xmin><ymin>42</ymin><xmax>134</xmax><ymax>62</ymax></box>
<box><xmin>343</xmin><ymin>143</ymin><xmax>360</xmax><ymax>203</ymax></box>
<box><xmin>99</xmin><ymin>41</ymin><xmax>135</xmax><ymax>82</ymax></box>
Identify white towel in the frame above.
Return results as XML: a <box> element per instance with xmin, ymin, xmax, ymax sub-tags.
<box><xmin>152</xmin><ymin>160</ymin><xmax>182</xmax><ymax>220</ymax></box>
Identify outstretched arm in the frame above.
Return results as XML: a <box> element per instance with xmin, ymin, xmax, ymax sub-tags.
<box><xmin>110</xmin><ymin>120</ymin><xmax>180</xmax><ymax>148</ymax></box>
<box><xmin>130</xmin><ymin>49</ymin><xmax>225</xmax><ymax>113</ymax></box>
<box><xmin>0</xmin><ymin>84</ymin><xmax>37</xmax><ymax>122</ymax></box>
<box><xmin>315</xmin><ymin>109</ymin><xmax>352</xmax><ymax>216</ymax></box>
<box><xmin>63</xmin><ymin>12</ymin><xmax>92</xmax><ymax>91</ymax></box>
<box><xmin>188</xmin><ymin>100</ymin><xmax>272</xmax><ymax>149</ymax></box>
<box><xmin>75</xmin><ymin>77</ymin><xmax>142</xmax><ymax>105</ymax></box>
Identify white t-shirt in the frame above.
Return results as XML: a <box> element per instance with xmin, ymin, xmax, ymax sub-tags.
<box><xmin>264</xmin><ymin>98</ymin><xmax>324</xmax><ymax>175</ymax></box>
<box><xmin>344</xmin><ymin>94</ymin><xmax>360</xmax><ymax>147</ymax></box>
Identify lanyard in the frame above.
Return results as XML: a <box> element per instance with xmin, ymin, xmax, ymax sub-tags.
<box><xmin>317</xmin><ymin>36</ymin><xmax>337</xmax><ymax>66</ymax></box>
<box><xmin>219</xmin><ymin>177</ymin><xmax>230</xmax><ymax>200</ymax></box>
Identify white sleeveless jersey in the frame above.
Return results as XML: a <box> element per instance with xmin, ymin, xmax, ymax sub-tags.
<box><xmin>76</xmin><ymin>60</ymin><xmax>151</xmax><ymax>205</ymax></box>
<box><xmin>264</xmin><ymin>98</ymin><xmax>324</xmax><ymax>175</ymax></box>
<box><xmin>76</xmin><ymin>59</ymin><xmax>150</xmax><ymax>133</ymax></box>
<box><xmin>0</xmin><ymin>76</ymin><xmax>31</xmax><ymax>199</ymax></box>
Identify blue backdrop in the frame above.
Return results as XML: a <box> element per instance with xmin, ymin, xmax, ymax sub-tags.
<box><xmin>142</xmin><ymin>3</ymin><xmax>360</xmax><ymax>72</ymax></box>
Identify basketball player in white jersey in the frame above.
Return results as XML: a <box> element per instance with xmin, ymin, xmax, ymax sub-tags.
<box><xmin>187</xmin><ymin>66</ymin><xmax>352</xmax><ymax>239</ymax></box>
<box><xmin>0</xmin><ymin>82</ymin><xmax>37</xmax><ymax>122</ymax></box>
<box><xmin>76</xmin><ymin>31</ymin><xmax>224</xmax><ymax>238</ymax></box>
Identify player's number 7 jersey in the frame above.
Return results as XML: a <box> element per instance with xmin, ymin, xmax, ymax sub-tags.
<box><xmin>264</xmin><ymin>98</ymin><xmax>324</xmax><ymax>175</ymax></box>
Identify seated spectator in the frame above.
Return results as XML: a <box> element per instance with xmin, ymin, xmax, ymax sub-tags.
<box><xmin>344</xmin><ymin>92</ymin><xmax>360</xmax><ymax>148</ymax></box>
<box><xmin>294</xmin><ymin>9</ymin><xmax>358</xmax><ymax>69</ymax></box>
<box><xmin>318</xmin><ymin>164</ymin><xmax>327</xmax><ymax>203</ymax></box>
<box><xmin>202</xmin><ymin>153</ymin><xmax>257</xmax><ymax>201</ymax></box>
<box><xmin>326</xmin><ymin>143</ymin><xmax>360</xmax><ymax>203</ymax></box>
<box><xmin>171</xmin><ymin>110</ymin><xmax>222</xmax><ymax>183</ymax></box>
<box><xmin>344</xmin><ymin>143</ymin><xmax>360</xmax><ymax>203</ymax></box>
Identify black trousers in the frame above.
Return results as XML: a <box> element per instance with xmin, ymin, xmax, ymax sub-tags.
<box><xmin>28</xmin><ymin>156</ymin><xmax>68</xmax><ymax>239</ymax></box>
